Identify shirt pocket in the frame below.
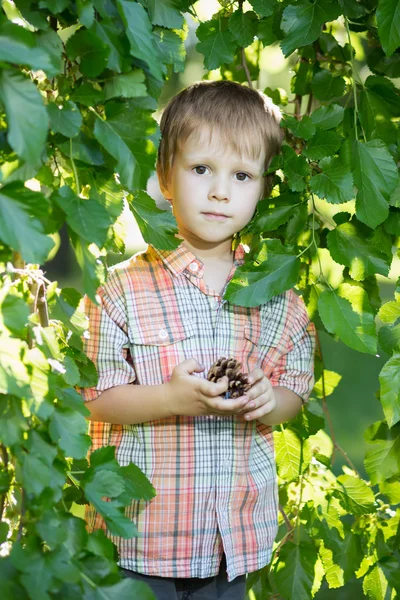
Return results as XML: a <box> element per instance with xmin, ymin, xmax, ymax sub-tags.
<box><xmin>127</xmin><ymin>319</ymin><xmax>197</xmax><ymax>386</ymax></box>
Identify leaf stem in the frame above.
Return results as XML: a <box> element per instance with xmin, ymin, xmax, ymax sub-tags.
<box><xmin>70</xmin><ymin>137</ymin><xmax>81</xmax><ymax>196</ymax></box>
<box><xmin>0</xmin><ymin>444</ymin><xmax>9</xmax><ymax>522</ymax></box>
<box><xmin>344</xmin><ymin>17</ymin><xmax>366</xmax><ymax>143</ymax></box>
<box><xmin>238</xmin><ymin>0</ymin><xmax>253</xmax><ymax>87</ymax></box>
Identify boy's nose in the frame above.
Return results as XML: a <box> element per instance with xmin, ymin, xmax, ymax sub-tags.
<box><xmin>208</xmin><ymin>178</ymin><xmax>230</xmax><ymax>202</ymax></box>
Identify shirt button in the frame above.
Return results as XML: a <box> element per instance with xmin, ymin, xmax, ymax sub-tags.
<box><xmin>212</xmin><ymin>299</ymin><xmax>219</xmax><ymax>310</ymax></box>
<box><xmin>158</xmin><ymin>328</ymin><xmax>168</xmax><ymax>340</ymax></box>
<box><xmin>189</xmin><ymin>262</ymin><xmax>199</xmax><ymax>272</ymax></box>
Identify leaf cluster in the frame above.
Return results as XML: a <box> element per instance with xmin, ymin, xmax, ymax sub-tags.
<box><xmin>0</xmin><ymin>0</ymin><xmax>400</xmax><ymax>599</ymax></box>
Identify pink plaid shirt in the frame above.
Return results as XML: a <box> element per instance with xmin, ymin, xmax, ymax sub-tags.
<box><xmin>81</xmin><ymin>242</ymin><xmax>315</xmax><ymax>581</ymax></box>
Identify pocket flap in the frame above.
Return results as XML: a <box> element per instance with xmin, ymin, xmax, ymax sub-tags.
<box><xmin>128</xmin><ymin>320</ymin><xmax>195</xmax><ymax>347</ymax></box>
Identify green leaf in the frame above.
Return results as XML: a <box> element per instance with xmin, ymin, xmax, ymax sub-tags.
<box><xmin>77</xmin><ymin>0</ymin><xmax>95</xmax><ymax>28</ymax></box>
<box><xmin>39</xmin><ymin>0</ymin><xmax>68</xmax><ymax>12</ymax></box>
<box><xmin>49</xmin><ymin>408</ymin><xmax>91</xmax><ymax>459</ymax></box>
<box><xmin>318</xmin><ymin>284</ymin><xmax>377</xmax><ymax>354</ymax></box>
<box><xmin>48</xmin><ymin>101</ymin><xmax>82</xmax><ymax>138</ymax></box>
<box><xmin>53</xmin><ymin>186</ymin><xmax>112</xmax><ymax>248</ymax></box>
<box><xmin>196</xmin><ymin>19</ymin><xmax>237</xmax><ymax>70</ymax></box>
<box><xmin>104</xmin><ymin>71</ymin><xmax>147</xmax><ymax>101</ymax></box>
<box><xmin>272</xmin><ymin>542</ymin><xmax>318</xmax><ymax>600</ymax></box>
<box><xmin>311</xmin><ymin>70</ymin><xmax>346</xmax><ymax>101</ymax></box>
<box><xmin>280</xmin><ymin>0</ymin><xmax>341</xmax><ymax>57</ymax></box>
<box><xmin>93</xmin><ymin>114</ymin><xmax>141</xmax><ymax>193</ymax></box>
<box><xmin>83</xmin><ymin>470</ymin><xmax>138</xmax><ymax>538</ymax></box>
<box><xmin>327</xmin><ymin>222</ymin><xmax>391</xmax><ymax>281</ymax></box>
<box><xmin>0</xmin><ymin>396</ymin><xmax>27</xmax><ymax>446</ymax></box>
<box><xmin>22</xmin><ymin>454</ymin><xmax>51</xmax><ymax>496</ymax></box>
<box><xmin>379</xmin><ymin>354</ymin><xmax>400</xmax><ymax>427</ymax></box>
<box><xmin>313</xmin><ymin>370</ymin><xmax>342</xmax><ymax>398</ymax></box>
<box><xmin>72</xmin><ymin>236</ymin><xmax>106</xmax><ymax>302</ymax></box>
<box><xmin>376</xmin><ymin>0</ymin><xmax>400</xmax><ymax>56</ymax></box>
<box><xmin>303</xmin><ymin>128</ymin><xmax>342</xmax><ymax>160</ymax></box>
<box><xmin>274</xmin><ymin>428</ymin><xmax>302</xmax><ymax>481</ymax></box>
<box><xmin>117</xmin><ymin>0</ymin><xmax>163</xmax><ymax>80</ymax></box>
<box><xmin>66</xmin><ymin>30</ymin><xmax>110</xmax><ymax>77</ymax></box>
<box><xmin>0</xmin><ymin>292</ymin><xmax>29</xmax><ymax>334</ymax></box>
<box><xmin>310</xmin><ymin>157</ymin><xmax>354</xmax><ymax>204</ymax></box>
<box><xmin>118</xmin><ymin>463</ymin><xmax>156</xmax><ymax>502</ymax></box>
<box><xmin>146</xmin><ymin>0</ymin><xmax>184</xmax><ymax>29</ymax></box>
<box><xmin>284</xmin><ymin>115</ymin><xmax>316</xmax><ymax>140</ymax></box>
<box><xmin>0</xmin><ymin>183</ymin><xmax>54</xmax><ymax>264</ymax></box>
<box><xmin>364</xmin><ymin>425</ymin><xmax>400</xmax><ymax>484</ymax></box>
<box><xmin>310</xmin><ymin>104</ymin><xmax>344</xmax><ymax>130</ymax></box>
<box><xmin>0</xmin><ymin>22</ymin><xmax>59</xmax><ymax>75</ymax></box>
<box><xmin>83</xmin><ymin>578</ymin><xmax>156</xmax><ymax>600</ymax></box>
<box><xmin>352</xmin><ymin>139</ymin><xmax>399</xmax><ymax>229</ymax></box>
<box><xmin>71</xmin><ymin>82</ymin><xmax>104</xmax><ymax>107</ymax></box>
<box><xmin>154</xmin><ymin>28</ymin><xmax>186</xmax><ymax>73</ymax></box>
<box><xmin>252</xmin><ymin>202</ymin><xmax>300</xmax><ymax>233</ymax></box>
<box><xmin>229</xmin><ymin>10</ymin><xmax>258</xmax><ymax>47</ymax></box>
<box><xmin>0</xmin><ymin>69</ymin><xmax>48</xmax><ymax>166</ymax></box>
<box><xmin>379</xmin><ymin>322</ymin><xmax>400</xmax><ymax>354</ymax></box>
<box><xmin>128</xmin><ymin>191</ymin><xmax>180</xmax><ymax>250</ymax></box>
<box><xmin>249</xmin><ymin>0</ymin><xmax>277</xmax><ymax>17</ymax></box>
<box><xmin>363</xmin><ymin>565</ymin><xmax>389</xmax><ymax>600</ymax></box>
<box><xmin>60</xmin><ymin>132</ymin><xmax>105</xmax><ymax>166</ymax></box>
<box><xmin>359</xmin><ymin>77</ymin><xmax>399</xmax><ymax>144</ymax></box>
<box><xmin>225</xmin><ymin>240</ymin><xmax>300</xmax><ymax>307</ymax></box>
<box><xmin>282</xmin><ymin>145</ymin><xmax>310</xmax><ymax>192</ymax></box>
<box><xmin>334</xmin><ymin>474</ymin><xmax>376</xmax><ymax>515</ymax></box>
<box><xmin>378</xmin><ymin>301</ymin><xmax>400</xmax><ymax>323</ymax></box>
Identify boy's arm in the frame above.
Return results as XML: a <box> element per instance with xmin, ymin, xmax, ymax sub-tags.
<box><xmin>86</xmin><ymin>359</ymin><xmax>248</xmax><ymax>424</ymax></box>
<box><xmin>256</xmin><ymin>386</ymin><xmax>302</xmax><ymax>426</ymax></box>
<box><xmin>241</xmin><ymin>292</ymin><xmax>315</xmax><ymax>425</ymax></box>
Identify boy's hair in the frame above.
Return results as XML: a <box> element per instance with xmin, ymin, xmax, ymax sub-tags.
<box><xmin>156</xmin><ymin>80</ymin><xmax>283</xmax><ymax>198</ymax></box>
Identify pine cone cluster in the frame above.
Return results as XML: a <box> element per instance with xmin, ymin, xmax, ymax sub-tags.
<box><xmin>207</xmin><ymin>357</ymin><xmax>250</xmax><ymax>398</ymax></box>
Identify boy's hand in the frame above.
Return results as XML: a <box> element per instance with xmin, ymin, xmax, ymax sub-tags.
<box><xmin>239</xmin><ymin>368</ymin><xmax>277</xmax><ymax>421</ymax></box>
<box><xmin>165</xmin><ymin>359</ymin><xmax>250</xmax><ymax>418</ymax></box>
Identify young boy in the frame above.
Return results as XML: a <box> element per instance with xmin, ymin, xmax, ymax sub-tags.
<box><xmin>81</xmin><ymin>80</ymin><xmax>315</xmax><ymax>600</ymax></box>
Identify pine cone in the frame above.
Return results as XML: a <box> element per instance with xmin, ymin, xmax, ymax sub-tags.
<box><xmin>207</xmin><ymin>357</ymin><xmax>250</xmax><ymax>398</ymax></box>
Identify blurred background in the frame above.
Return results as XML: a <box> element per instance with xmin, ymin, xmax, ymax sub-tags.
<box><xmin>44</xmin><ymin>0</ymin><xmax>390</xmax><ymax>489</ymax></box>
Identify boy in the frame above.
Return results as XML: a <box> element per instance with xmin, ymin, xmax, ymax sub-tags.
<box><xmin>81</xmin><ymin>80</ymin><xmax>315</xmax><ymax>600</ymax></box>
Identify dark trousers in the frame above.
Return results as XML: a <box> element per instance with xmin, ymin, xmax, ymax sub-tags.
<box><xmin>121</xmin><ymin>554</ymin><xmax>247</xmax><ymax>600</ymax></box>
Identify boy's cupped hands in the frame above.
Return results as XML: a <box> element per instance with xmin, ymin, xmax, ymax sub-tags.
<box><xmin>164</xmin><ymin>359</ymin><xmax>276</xmax><ymax>422</ymax></box>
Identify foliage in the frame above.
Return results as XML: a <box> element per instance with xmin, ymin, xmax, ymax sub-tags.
<box><xmin>0</xmin><ymin>0</ymin><xmax>399</xmax><ymax>599</ymax></box>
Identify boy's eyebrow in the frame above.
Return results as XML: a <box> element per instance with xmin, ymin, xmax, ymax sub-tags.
<box><xmin>183</xmin><ymin>153</ymin><xmax>263</xmax><ymax>170</ymax></box>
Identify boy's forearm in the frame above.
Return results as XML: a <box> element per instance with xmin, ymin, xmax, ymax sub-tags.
<box><xmin>84</xmin><ymin>383</ymin><xmax>173</xmax><ymax>425</ymax></box>
<box><xmin>257</xmin><ymin>386</ymin><xmax>303</xmax><ymax>426</ymax></box>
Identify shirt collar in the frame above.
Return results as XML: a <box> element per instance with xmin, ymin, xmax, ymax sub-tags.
<box><xmin>152</xmin><ymin>240</ymin><xmax>246</xmax><ymax>278</ymax></box>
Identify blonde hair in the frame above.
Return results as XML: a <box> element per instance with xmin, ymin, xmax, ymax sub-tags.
<box><xmin>156</xmin><ymin>80</ymin><xmax>283</xmax><ymax>198</ymax></box>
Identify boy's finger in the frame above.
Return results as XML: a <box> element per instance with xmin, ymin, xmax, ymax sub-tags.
<box><xmin>176</xmin><ymin>358</ymin><xmax>204</xmax><ymax>376</ymax></box>
<box><xmin>201</xmin><ymin>376</ymin><xmax>228</xmax><ymax>397</ymax></box>
<box><xmin>247</xmin><ymin>368</ymin><xmax>264</xmax><ymax>386</ymax></box>
<box><xmin>210</xmin><ymin>396</ymin><xmax>248</xmax><ymax>413</ymax></box>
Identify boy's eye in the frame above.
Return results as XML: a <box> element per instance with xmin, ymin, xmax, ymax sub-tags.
<box><xmin>235</xmin><ymin>172</ymin><xmax>250</xmax><ymax>182</ymax></box>
<box><xmin>193</xmin><ymin>166</ymin><xmax>208</xmax><ymax>175</ymax></box>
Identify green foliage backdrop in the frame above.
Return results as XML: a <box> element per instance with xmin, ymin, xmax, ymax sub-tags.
<box><xmin>0</xmin><ymin>0</ymin><xmax>399</xmax><ymax>598</ymax></box>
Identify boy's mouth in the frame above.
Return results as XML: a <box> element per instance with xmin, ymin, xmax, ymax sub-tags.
<box><xmin>201</xmin><ymin>212</ymin><xmax>231</xmax><ymax>221</ymax></box>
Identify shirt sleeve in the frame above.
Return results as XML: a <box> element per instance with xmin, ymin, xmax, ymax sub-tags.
<box><xmin>268</xmin><ymin>290</ymin><xmax>316</xmax><ymax>403</ymax></box>
<box><xmin>78</xmin><ymin>268</ymin><xmax>136</xmax><ymax>402</ymax></box>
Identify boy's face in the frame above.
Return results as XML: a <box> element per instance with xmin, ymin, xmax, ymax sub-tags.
<box><xmin>162</xmin><ymin>128</ymin><xmax>266</xmax><ymax>251</ymax></box>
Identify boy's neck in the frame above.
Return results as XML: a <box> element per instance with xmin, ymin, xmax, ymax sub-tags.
<box><xmin>180</xmin><ymin>237</ymin><xmax>234</xmax><ymax>265</ymax></box>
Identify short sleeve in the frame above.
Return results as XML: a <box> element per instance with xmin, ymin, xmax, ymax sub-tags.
<box><xmin>78</xmin><ymin>269</ymin><xmax>136</xmax><ymax>402</ymax></box>
<box><xmin>268</xmin><ymin>291</ymin><xmax>316</xmax><ymax>403</ymax></box>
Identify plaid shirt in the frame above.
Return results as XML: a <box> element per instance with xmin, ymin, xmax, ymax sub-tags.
<box><xmin>81</xmin><ymin>242</ymin><xmax>315</xmax><ymax>582</ymax></box>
